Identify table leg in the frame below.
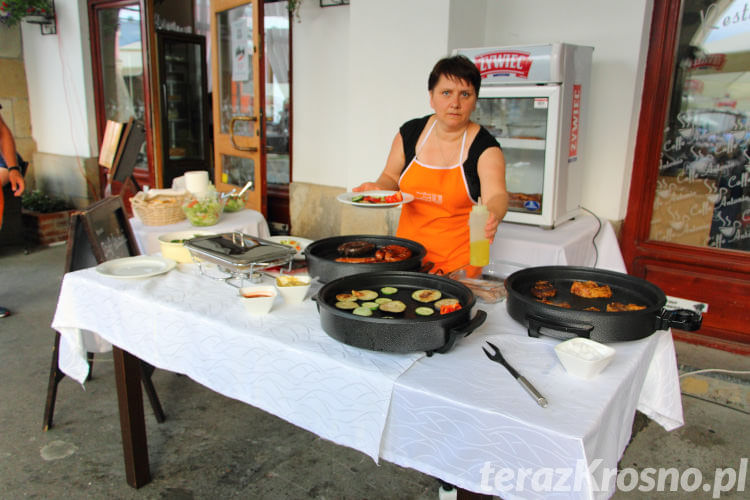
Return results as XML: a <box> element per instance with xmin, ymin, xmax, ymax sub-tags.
<box><xmin>112</xmin><ymin>346</ymin><xmax>151</xmax><ymax>488</ymax></box>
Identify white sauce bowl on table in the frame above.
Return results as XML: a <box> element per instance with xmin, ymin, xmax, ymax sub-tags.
<box><xmin>554</xmin><ymin>337</ymin><xmax>615</xmax><ymax>379</ymax></box>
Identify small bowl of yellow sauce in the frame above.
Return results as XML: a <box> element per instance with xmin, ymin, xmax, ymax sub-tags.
<box><xmin>275</xmin><ymin>274</ymin><xmax>312</xmax><ymax>304</ymax></box>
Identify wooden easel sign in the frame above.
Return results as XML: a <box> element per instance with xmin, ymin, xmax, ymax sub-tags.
<box><xmin>45</xmin><ymin>195</ymin><xmax>165</xmax><ymax>431</ymax></box>
<box><xmin>65</xmin><ymin>196</ymin><xmax>140</xmax><ymax>271</ymax></box>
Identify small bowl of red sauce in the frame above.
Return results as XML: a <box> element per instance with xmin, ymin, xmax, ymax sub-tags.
<box><xmin>239</xmin><ymin>285</ymin><xmax>277</xmax><ymax>315</ymax></box>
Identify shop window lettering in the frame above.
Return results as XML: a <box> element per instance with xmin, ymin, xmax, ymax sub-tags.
<box><xmin>700</xmin><ymin>1</ymin><xmax>750</xmax><ymax>30</ymax></box>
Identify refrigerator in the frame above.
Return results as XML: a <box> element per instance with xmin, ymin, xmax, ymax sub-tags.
<box><xmin>455</xmin><ymin>43</ymin><xmax>594</xmax><ymax>228</ymax></box>
<box><xmin>157</xmin><ymin>31</ymin><xmax>211</xmax><ymax>188</ymax></box>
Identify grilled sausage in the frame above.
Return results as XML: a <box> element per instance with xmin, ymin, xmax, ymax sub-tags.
<box><xmin>337</xmin><ymin>240</ymin><xmax>376</xmax><ymax>257</ymax></box>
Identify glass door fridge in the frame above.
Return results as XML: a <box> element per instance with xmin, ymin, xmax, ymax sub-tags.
<box><xmin>458</xmin><ymin>43</ymin><xmax>593</xmax><ymax>228</ymax></box>
<box><xmin>157</xmin><ymin>31</ymin><xmax>211</xmax><ymax>188</ymax></box>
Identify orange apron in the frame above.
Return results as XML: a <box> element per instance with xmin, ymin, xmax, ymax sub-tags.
<box><xmin>397</xmin><ymin>121</ymin><xmax>476</xmax><ymax>274</ymax></box>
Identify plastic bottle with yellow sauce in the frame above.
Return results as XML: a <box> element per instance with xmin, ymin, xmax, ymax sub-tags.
<box><xmin>469</xmin><ymin>199</ymin><xmax>490</xmax><ymax>267</ymax></box>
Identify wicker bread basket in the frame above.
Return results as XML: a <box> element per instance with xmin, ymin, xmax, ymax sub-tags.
<box><xmin>131</xmin><ymin>192</ymin><xmax>187</xmax><ymax>226</ymax></box>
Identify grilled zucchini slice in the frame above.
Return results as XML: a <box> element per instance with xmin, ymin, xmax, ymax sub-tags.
<box><xmin>335</xmin><ymin>301</ymin><xmax>359</xmax><ymax>310</ymax></box>
<box><xmin>415</xmin><ymin>306</ymin><xmax>434</xmax><ymax>316</ymax></box>
<box><xmin>379</xmin><ymin>300</ymin><xmax>406</xmax><ymax>314</ymax></box>
<box><xmin>352</xmin><ymin>306</ymin><xmax>373</xmax><ymax>316</ymax></box>
<box><xmin>411</xmin><ymin>289</ymin><xmax>442</xmax><ymax>303</ymax></box>
<box><xmin>434</xmin><ymin>298</ymin><xmax>459</xmax><ymax>310</ymax></box>
<box><xmin>353</xmin><ymin>289</ymin><xmax>378</xmax><ymax>301</ymax></box>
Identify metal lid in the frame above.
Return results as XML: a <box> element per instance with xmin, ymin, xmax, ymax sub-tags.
<box><xmin>184</xmin><ymin>232</ymin><xmax>296</xmax><ymax>271</ymax></box>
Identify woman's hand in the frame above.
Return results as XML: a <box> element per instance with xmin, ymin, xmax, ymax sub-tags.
<box><xmin>9</xmin><ymin>169</ymin><xmax>24</xmax><ymax>196</ymax></box>
<box><xmin>485</xmin><ymin>212</ymin><xmax>500</xmax><ymax>241</ymax></box>
<box><xmin>352</xmin><ymin>182</ymin><xmax>382</xmax><ymax>193</ymax></box>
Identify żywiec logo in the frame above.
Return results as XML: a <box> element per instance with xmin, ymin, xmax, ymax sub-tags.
<box><xmin>474</xmin><ymin>51</ymin><xmax>532</xmax><ymax>79</ymax></box>
<box><xmin>691</xmin><ymin>53</ymin><xmax>726</xmax><ymax>71</ymax></box>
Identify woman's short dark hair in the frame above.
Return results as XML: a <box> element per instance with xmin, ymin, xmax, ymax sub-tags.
<box><xmin>428</xmin><ymin>55</ymin><xmax>481</xmax><ymax>96</ymax></box>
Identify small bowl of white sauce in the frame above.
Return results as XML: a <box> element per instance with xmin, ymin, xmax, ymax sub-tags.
<box><xmin>554</xmin><ymin>337</ymin><xmax>616</xmax><ymax>379</ymax></box>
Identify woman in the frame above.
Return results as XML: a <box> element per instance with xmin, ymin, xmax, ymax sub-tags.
<box><xmin>1</xmin><ymin>108</ymin><xmax>26</xmax><ymax>318</ymax></box>
<box><xmin>354</xmin><ymin>55</ymin><xmax>508</xmax><ymax>274</ymax></box>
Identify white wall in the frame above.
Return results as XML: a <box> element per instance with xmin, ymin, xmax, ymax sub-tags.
<box><xmin>22</xmin><ymin>0</ymin><xmax>97</xmax><ymax>158</ymax></box>
<box><xmin>447</xmin><ymin>0</ymin><xmax>488</xmax><ymax>50</ymax></box>
<box><xmin>293</xmin><ymin>0</ymin><xmax>453</xmax><ymax>189</ymax></box>
<box><xmin>293</xmin><ymin>0</ymin><xmax>655</xmax><ymax>221</ymax></box>
<box><xmin>290</xmin><ymin>2</ymin><xmax>351</xmax><ymax>188</ymax></box>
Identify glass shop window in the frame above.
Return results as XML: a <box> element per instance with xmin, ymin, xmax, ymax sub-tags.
<box><xmin>651</xmin><ymin>0</ymin><xmax>750</xmax><ymax>251</ymax></box>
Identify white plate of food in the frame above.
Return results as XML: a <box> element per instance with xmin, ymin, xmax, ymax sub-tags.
<box><xmin>266</xmin><ymin>236</ymin><xmax>313</xmax><ymax>260</ymax></box>
<box><xmin>96</xmin><ymin>255</ymin><xmax>176</xmax><ymax>279</ymax></box>
<box><xmin>336</xmin><ymin>190</ymin><xmax>414</xmax><ymax>208</ymax></box>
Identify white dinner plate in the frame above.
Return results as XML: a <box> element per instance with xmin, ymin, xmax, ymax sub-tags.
<box><xmin>96</xmin><ymin>255</ymin><xmax>176</xmax><ymax>279</ymax></box>
<box><xmin>336</xmin><ymin>190</ymin><xmax>414</xmax><ymax>208</ymax></box>
<box><xmin>266</xmin><ymin>235</ymin><xmax>313</xmax><ymax>260</ymax></box>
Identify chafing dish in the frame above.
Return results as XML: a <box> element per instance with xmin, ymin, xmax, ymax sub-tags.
<box><xmin>184</xmin><ymin>232</ymin><xmax>296</xmax><ymax>287</ymax></box>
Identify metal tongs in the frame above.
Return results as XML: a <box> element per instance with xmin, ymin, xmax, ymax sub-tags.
<box><xmin>483</xmin><ymin>341</ymin><xmax>548</xmax><ymax>408</ymax></box>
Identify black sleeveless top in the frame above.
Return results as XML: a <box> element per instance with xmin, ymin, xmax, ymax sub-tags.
<box><xmin>399</xmin><ymin>115</ymin><xmax>502</xmax><ymax>201</ymax></box>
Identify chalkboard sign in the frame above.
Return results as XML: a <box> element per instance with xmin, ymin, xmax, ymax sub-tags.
<box><xmin>110</xmin><ymin>118</ymin><xmax>146</xmax><ymax>184</ymax></box>
<box><xmin>64</xmin><ymin>196</ymin><xmax>140</xmax><ymax>272</ymax></box>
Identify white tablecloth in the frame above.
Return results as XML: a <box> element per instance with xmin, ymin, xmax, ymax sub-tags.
<box><xmin>129</xmin><ymin>209</ymin><xmax>271</xmax><ymax>255</ymax></box>
<box><xmin>52</xmin><ymin>265</ymin><xmax>424</xmax><ymax>462</ymax></box>
<box><xmin>380</xmin><ymin>310</ymin><xmax>682</xmax><ymax>500</ymax></box>
<box><xmin>51</xmin><ymin>263</ymin><xmax>683</xmax><ymax>499</ymax></box>
<box><xmin>491</xmin><ymin>215</ymin><xmax>626</xmax><ymax>276</ymax></box>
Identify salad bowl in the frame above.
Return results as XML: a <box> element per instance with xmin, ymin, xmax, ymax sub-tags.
<box><xmin>182</xmin><ymin>191</ymin><xmax>226</xmax><ymax>226</ymax></box>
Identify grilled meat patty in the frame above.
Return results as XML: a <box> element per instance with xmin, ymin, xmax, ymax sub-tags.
<box><xmin>531</xmin><ymin>280</ymin><xmax>557</xmax><ymax>299</ymax></box>
<box><xmin>570</xmin><ymin>280</ymin><xmax>613</xmax><ymax>299</ymax></box>
<box><xmin>538</xmin><ymin>298</ymin><xmax>572</xmax><ymax>308</ymax></box>
<box><xmin>606</xmin><ymin>302</ymin><xmax>647</xmax><ymax>312</ymax></box>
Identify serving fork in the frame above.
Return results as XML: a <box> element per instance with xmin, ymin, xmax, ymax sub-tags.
<box><xmin>483</xmin><ymin>341</ymin><xmax>548</xmax><ymax>408</ymax></box>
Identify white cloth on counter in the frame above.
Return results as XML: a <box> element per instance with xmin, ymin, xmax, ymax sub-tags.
<box><xmin>490</xmin><ymin>214</ymin><xmax>626</xmax><ymax>276</ymax></box>
<box><xmin>129</xmin><ymin>208</ymin><xmax>271</xmax><ymax>256</ymax></box>
<box><xmin>52</xmin><ymin>265</ymin><xmax>424</xmax><ymax>461</ymax></box>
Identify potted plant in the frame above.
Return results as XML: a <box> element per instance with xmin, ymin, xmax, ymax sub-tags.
<box><xmin>21</xmin><ymin>189</ymin><xmax>74</xmax><ymax>246</ymax></box>
<box><xmin>288</xmin><ymin>0</ymin><xmax>302</xmax><ymax>22</ymax></box>
<box><xmin>0</xmin><ymin>0</ymin><xmax>54</xmax><ymax>26</ymax></box>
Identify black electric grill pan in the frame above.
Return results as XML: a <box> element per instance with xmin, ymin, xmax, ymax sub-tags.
<box><xmin>315</xmin><ymin>271</ymin><xmax>486</xmax><ymax>354</ymax></box>
<box><xmin>504</xmin><ymin>266</ymin><xmax>701</xmax><ymax>342</ymax></box>
<box><xmin>305</xmin><ymin>235</ymin><xmax>426</xmax><ymax>283</ymax></box>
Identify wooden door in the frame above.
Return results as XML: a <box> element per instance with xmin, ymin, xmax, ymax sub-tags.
<box><xmin>210</xmin><ymin>0</ymin><xmax>266</xmax><ymax>213</ymax></box>
<box><xmin>620</xmin><ymin>0</ymin><xmax>750</xmax><ymax>354</ymax></box>
<box><xmin>89</xmin><ymin>0</ymin><xmax>155</xmax><ymax>197</ymax></box>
